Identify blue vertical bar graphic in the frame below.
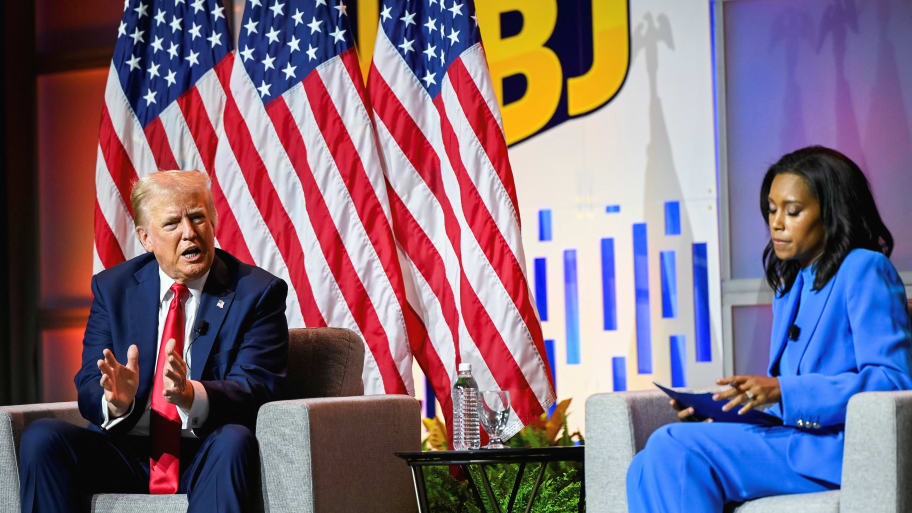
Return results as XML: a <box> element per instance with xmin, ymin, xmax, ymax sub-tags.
<box><xmin>670</xmin><ymin>335</ymin><xmax>687</xmax><ymax>387</ymax></box>
<box><xmin>660</xmin><ymin>250</ymin><xmax>678</xmax><ymax>318</ymax></box>
<box><xmin>534</xmin><ymin>257</ymin><xmax>548</xmax><ymax>321</ymax></box>
<box><xmin>424</xmin><ymin>377</ymin><xmax>436</xmax><ymax>419</ymax></box>
<box><xmin>600</xmin><ymin>238</ymin><xmax>617</xmax><ymax>330</ymax></box>
<box><xmin>693</xmin><ymin>243</ymin><xmax>712</xmax><ymax>362</ymax></box>
<box><xmin>664</xmin><ymin>201</ymin><xmax>681</xmax><ymax>236</ymax></box>
<box><xmin>633</xmin><ymin>223</ymin><xmax>652</xmax><ymax>373</ymax></box>
<box><xmin>563</xmin><ymin>249</ymin><xmax>581</xmax><ymax>365</ymax></box>
<box><xmin>545</xmin><ymin>339</ymin><xmax>557</xmax><ymax>416</ymax></box>
<box><xmin>538</xmin><ymin>209</ymin><xmax>552</xmax><ymax>241</ymax></box>
<box><xmin>612</xmin><ymin>357</ymin><xmax>627</xmax><ymax>391</ymax></box>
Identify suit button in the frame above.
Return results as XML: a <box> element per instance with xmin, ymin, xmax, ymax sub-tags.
<box><xmin>797</xmin><ymin>419</ymin><xmax>804</xmax><ymax>427</ymax></box>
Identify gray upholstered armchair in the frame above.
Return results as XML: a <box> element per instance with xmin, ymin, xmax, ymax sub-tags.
<box><xmin>585</xmin><ymin>388</ymin><xmax>912</xmax><ymax>512</ymax></box>
<box><xmin>0</xmin><ymin>327</ymin><xmax>420</xmax><ymax>513</ymax></box>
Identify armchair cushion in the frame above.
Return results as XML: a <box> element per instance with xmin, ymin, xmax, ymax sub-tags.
<box><xmin>732</xmin><ymin>490</ymin><xmax>839</xmax><ymax>513</ymax></box>
<box><xmin>286</xmin><ymin>327</ymin><xmax>365</xmax><ymax>399</ymax></box>
<box><xmin>90</xmin><ymin>494</ymin><xmax>188</xmax><ymax>513</ymax></box>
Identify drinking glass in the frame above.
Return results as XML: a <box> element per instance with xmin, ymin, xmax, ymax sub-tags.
<box><xmin>479</xmin><ymin>390</ymin><xmax>511</xmax><ymax>449</ymax></box>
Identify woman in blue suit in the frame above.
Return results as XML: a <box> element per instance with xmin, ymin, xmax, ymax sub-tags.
<box><xmin>627</xmin><ymin>146</ymin><xmax>912</xmax><ymax>511</ymax></box>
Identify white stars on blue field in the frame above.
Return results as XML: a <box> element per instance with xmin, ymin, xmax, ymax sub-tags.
<box><xmin>380</xmin><ymin>0</ymin><xmax>481</xmax><ymax>98</ymax></box>
<box><xmin>239</xmin><ymin>0</ymin><xmax>356</xmax><ymax>104</ymax></box>
<box><xmin>114</xmin><ymin>0</ymin><xmax>231</xmax><ymax>126</ymax></box>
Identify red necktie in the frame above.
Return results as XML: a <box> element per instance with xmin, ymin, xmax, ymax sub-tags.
<box><xmin>149</xmin><ymin>283</ymin><xmax>188</xmax><ymax>494</ymax></box>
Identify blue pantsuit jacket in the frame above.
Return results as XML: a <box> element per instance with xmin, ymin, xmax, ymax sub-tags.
<box><xmin>764</xmin><ymin>248</ymin><xmax>912</xmax><ymax>484</ymax></box>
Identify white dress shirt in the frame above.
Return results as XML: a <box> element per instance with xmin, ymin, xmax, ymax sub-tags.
<box><xmin>100</xmin><ymin>267</ymin><xmax>211</xmax><ymax>437</ymax></box>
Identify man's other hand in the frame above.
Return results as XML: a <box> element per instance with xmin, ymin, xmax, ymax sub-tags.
<box><xmin>98</xmin><ymin>345</ymin><xmax>139</xmax><ymax>418</ymax></box>
<box><xmin>162</xmin><ymin>338</ymin><xmax>194</xmax><ymax>410</ymax></box>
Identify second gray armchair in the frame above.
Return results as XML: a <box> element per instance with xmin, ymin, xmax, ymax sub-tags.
<box><xmin>585</xmin><ymin>388</ymin><xmax>912</xmax><ymax>513</ymax></box>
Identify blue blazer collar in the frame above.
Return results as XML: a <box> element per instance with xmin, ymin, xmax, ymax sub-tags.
<box><xmin>768</xmin><ymin>268</ymin><xmax>836</xmax><ymax>376</ymax></box>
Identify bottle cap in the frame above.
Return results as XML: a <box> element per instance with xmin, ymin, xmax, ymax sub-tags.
<box><xmin>458</xmin><ymin>362</ymin><xmax>471</xmax><ymax>372</ymax></box>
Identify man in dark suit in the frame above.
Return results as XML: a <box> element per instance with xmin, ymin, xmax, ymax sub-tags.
<box><xmin>18</xmin><ymin>170</ymin><xmax>288</xmax><ymax>512</ymax></box>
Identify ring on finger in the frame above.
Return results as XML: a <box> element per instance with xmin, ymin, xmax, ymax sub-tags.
<box><xmin>744</xmin><ymin>390</ymin><xmax>755</xmax><ymax>401</ymax></box>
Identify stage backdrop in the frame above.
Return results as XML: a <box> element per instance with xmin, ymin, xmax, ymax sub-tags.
<box><xmin>34</xmin><ymin>1</ymin><xmax>721</xmax><ymax>436</ymax></box>
<box><xmin>506</xmin><ymin>0</ymin><xmax>720</xmax><ymax>413</ymax></box>
<box><xmin>345</xmin><ymin>0</ymin><xmax>721</xmax><ymax>434</ymax></box>
<box><xmin>506</xmin><ymin>0</ymin><xmax>720</xmax><ymax>434</ymax></box>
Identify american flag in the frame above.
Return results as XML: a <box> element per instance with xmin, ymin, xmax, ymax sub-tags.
<box><xmin>218</xmin><ymin>0</ymin><xmax>425</xmax><ymax>395</ymax></box>
<box><xmin>367</xmin><ymin>0</ymin><xmax>555</xmax><ymax>433</ymax></box>
<box><xmin>96</xmin><ymin>0</ymin><xmax>555</xmax><ymax>431</ymax></box>
<box><xmin>96</xmin><ymin>0</ymin><xmax>420</xmax><ymax>396</ymax></box>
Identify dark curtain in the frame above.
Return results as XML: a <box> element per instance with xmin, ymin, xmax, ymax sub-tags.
<box><xmin>1</xmin><ymin>0</ymin><xmax>41</xmax><ymax>405</ymax></box>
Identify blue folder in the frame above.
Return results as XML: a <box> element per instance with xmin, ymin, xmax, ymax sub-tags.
<box><xmin>654</xmin><ymin>382</ymin><xmax>783</xmax><ymax>426</ymax></box>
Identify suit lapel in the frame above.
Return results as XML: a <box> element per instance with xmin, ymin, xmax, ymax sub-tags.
<box><xmin>781</xmin><ymin>272</ymin><xmax>836</xmax><ymax>376</ymax></box>
<box><xmin>190</xmin><ymin>255</ymin><xmax>235</xmax><ymax>380</ymax></box>
<box><xmin>130</xmin><ymin>259</ymin><xmax>161</xmax><ymax>400</ymax></box>
<box><xmin>768</xmin><ymin>276</ymin><xmax>803</xmax><ymax>376</ymax></box>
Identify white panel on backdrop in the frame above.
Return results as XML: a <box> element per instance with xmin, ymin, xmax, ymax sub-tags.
<box><xmin>507</xmin><ymin>0</ymin><xmax>721</xmax><ymax>435</ymax></box>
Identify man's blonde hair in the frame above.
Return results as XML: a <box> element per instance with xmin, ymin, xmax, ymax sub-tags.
<box><xmin>130</xmin><ymin>170</ymin><xmax>218</xmax><ymax>228</ymax></box>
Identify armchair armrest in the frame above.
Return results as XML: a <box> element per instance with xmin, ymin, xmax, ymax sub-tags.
<box><xmin>841</xmin><ymin>390</ymin><xmax>912</xmax><ymax>513</ymax></box>
<box><xmin>585</xmin><ymin>390</ymin><xmax>679</xmax><ymax>513</ymax></box>
<box><xmin>1</xmin><ymin>401</ymin><xmax>86</xmax><ymax>510</ymax></box>
<box><xmin>257</xmin><ymin>395</ymin><xmax>420</xmax><ymax>513</ymax></box>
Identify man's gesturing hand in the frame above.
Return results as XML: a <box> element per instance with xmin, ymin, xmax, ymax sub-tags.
<box><xmin>162</xmin><ymin>338</ymin><xmax>194</xmax><ymax>410</ymax></box>
<box><xmin>98</xmin><ymin>345</ymin><xmax>139</xmax><ymax>418</ymax></box>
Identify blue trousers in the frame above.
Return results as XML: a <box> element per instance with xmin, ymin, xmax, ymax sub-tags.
<box><xmin>626</xmin><ymin>422</ymin><xmax>838</xmax><ymax>512</ymax></box>
<box><xmin>18</xmin><ymin>418</ymin><xmax>259</xmax><ymax>513</ymax></box>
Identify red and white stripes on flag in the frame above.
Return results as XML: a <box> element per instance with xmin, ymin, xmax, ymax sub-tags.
<box><xmin>222</xmin><ymin>0</ymin><xmax>425</xmax><ymax>395</ymax></box>
<box><xmin>368</xmin><ymin>1</ymin><xmax>555</xmax><ymax>434</ymax></box>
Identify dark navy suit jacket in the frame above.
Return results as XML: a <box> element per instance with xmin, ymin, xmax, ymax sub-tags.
<box><xmin>765</xmin><ymin>249</ymin><xmax>912</xmax><ymax>484</ymax></box>
<box><xmin>74</xmin><ymin>248</ymin><xmax>289</xmax><ymax>437</ymax></box>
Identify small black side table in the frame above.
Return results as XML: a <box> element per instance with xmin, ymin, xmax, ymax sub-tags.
<box><xmin>395</xmin><ymin>446</ymin><xmax>584</xmax><ymax>513</ymax></box>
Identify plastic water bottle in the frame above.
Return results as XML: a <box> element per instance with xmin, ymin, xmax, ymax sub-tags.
<box><xmin>451</xmin><ymin>362</ymin><xmax>480</xmax><ymax>450</ymax></box>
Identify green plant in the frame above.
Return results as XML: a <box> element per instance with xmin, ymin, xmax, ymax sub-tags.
<box><xmin>419</xmin><ymin>398</ymin><xmax>585</xmax><ymax>512</ymax></box>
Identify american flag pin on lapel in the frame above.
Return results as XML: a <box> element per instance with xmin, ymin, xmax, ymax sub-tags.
<box><xmin>217</xmin><ymin>299</ymin><xmax>225</xmax><ymax>309</ymax></box>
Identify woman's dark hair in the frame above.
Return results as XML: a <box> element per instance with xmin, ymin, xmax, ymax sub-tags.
<box><xmin>760</xmin><ymin>146</ymin><xmax>893</xmax><ymax>293</ymax></box>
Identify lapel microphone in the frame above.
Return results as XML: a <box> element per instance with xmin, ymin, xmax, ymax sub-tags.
<box><xmin>193</xmin><ymin>320</ymin><xmax>209</xmax><ymax>338</ymax></box>
<box><xmin>186</xmin><ymin>321</ymin><xmax>209</xmax><ymax>374</ymax></box>
<box><xmin>788</xmin><ymin>324</ymin><xmax>801</xmax><ymax>341</ymax></box>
